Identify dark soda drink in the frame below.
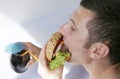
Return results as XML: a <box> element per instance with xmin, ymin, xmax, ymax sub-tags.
<box><xmin>10</xmin><ymin>50</ymin><xmax>30</xmax><ymax>73</ymax></box>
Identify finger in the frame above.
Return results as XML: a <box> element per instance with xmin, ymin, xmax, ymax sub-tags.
<box><xmin>26</xmin><ymin>59</ymin><xmax>36</xmax><ymax>68</ymax></box>
<box><xmin>39</xmin><ymin>44</ymin><xmax>48</xmax><ymax>68</ymax></box>
<box><xmin>39</xmin><ymin>44</ymin><xmax>47</xmax><ymax>64</ymax></box>
<box><xmin>38</xmin><ymin>44</ymin><xmax>49</xmax><ymax>75</ymax></box>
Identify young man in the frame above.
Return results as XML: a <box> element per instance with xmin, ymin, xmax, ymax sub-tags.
<box><xmin>26</xmin><ymin>0</ymin><xmax>120</xmax><ymax>79</ymax></box>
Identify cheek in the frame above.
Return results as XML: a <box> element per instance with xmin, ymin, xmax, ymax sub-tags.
<box><xmin>67</xmin><ymin>36</ymin><xmax>85</xmax><ymax>49</ymax></box>
<box><xmin>69</xmin><ymin>46</ymin><xmax>87</xmax><ymax>65</ymax></box>
<box><xmin>66</xmin><ymin>38</ymin><xmax>87</xmax><ymax>64</ymax></box>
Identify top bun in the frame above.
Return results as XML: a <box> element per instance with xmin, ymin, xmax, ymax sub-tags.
<box><xmin>46</xmin><ymin>32</ymin><xmax>63</xmax><ymax>61</ymax></box>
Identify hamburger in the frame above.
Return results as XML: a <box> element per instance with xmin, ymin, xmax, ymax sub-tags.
<box><xmin>46</xmin><ymin>32</ymin><xmax>71</xmax><ymax>70</ymax></box>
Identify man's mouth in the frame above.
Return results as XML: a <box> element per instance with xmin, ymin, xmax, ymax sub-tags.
<box><xmin>60</xmin><ymin>43</ymin><xmax>70</xmax><ymax>53</ymax></box>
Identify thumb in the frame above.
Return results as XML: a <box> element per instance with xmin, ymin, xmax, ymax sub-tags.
<box><xmin>39</xmin><ymin>43</ymin><xmax>48</xmax><ymax>68</ymax></box>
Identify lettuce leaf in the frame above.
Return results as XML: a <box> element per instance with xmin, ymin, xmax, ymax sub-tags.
<box><xmin>49</xmin><ymin>50</ymin><xmax>70</xmax><ymax>70</ymax></box>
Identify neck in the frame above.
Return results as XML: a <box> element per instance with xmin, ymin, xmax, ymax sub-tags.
<box><xmin>83</xmin><ymin>59</ymin><xmax>120</xmax><ymax>79</ymax></box>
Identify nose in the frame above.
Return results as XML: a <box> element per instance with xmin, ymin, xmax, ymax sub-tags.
<box><xmin>58</xmin><ymin>23</ymin><xmax>67</xmax><ymax>36</ymax></box>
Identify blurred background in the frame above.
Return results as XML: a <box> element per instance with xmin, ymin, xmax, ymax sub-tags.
<box><xmin>0</xmin><ymin>0</ymin><xmax>88</xmax><ymax>79</ymax></box>
<box><xmin>0</xmin><ymin>0</ymin><xmax>80</xmax><ymax>45</ymax></box>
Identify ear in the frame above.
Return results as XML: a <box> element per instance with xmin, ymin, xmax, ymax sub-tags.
<box><xmin>89</xmin><ymin>43</ymin><xmax>109</xmax><ymax>59</ymax></box>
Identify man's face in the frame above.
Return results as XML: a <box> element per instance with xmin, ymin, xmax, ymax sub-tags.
<box><xmin>59</xmin><ymin>6</ymin><xmax>94</xmax><ymax>65</ymax></box>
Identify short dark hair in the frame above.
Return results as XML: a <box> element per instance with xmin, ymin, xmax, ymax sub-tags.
<box><xmin>81</xmin><ymin>0</ymin><xmax>120</xmax><ymax>64</ymax></box>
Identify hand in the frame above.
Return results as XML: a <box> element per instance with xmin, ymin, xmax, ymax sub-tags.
<box><xmin>38</xmin><ymin>44</ymin><xmax>63</xmax><ymax>79</ymax></box>
<box><xmin>23</xmin><ymin>42</ymin><xmax>41</xmax><ymax>67</ymax></box>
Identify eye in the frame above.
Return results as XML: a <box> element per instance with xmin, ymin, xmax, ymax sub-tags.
<box><xmin>69</xmin><ymin>19</ymin><xmax>76</xmax><ymax>31</ymax></box>
<box><xmin>71</xmin><ymin>26</ymin><xmax>76</xmax><ymax>31</ymax></box>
